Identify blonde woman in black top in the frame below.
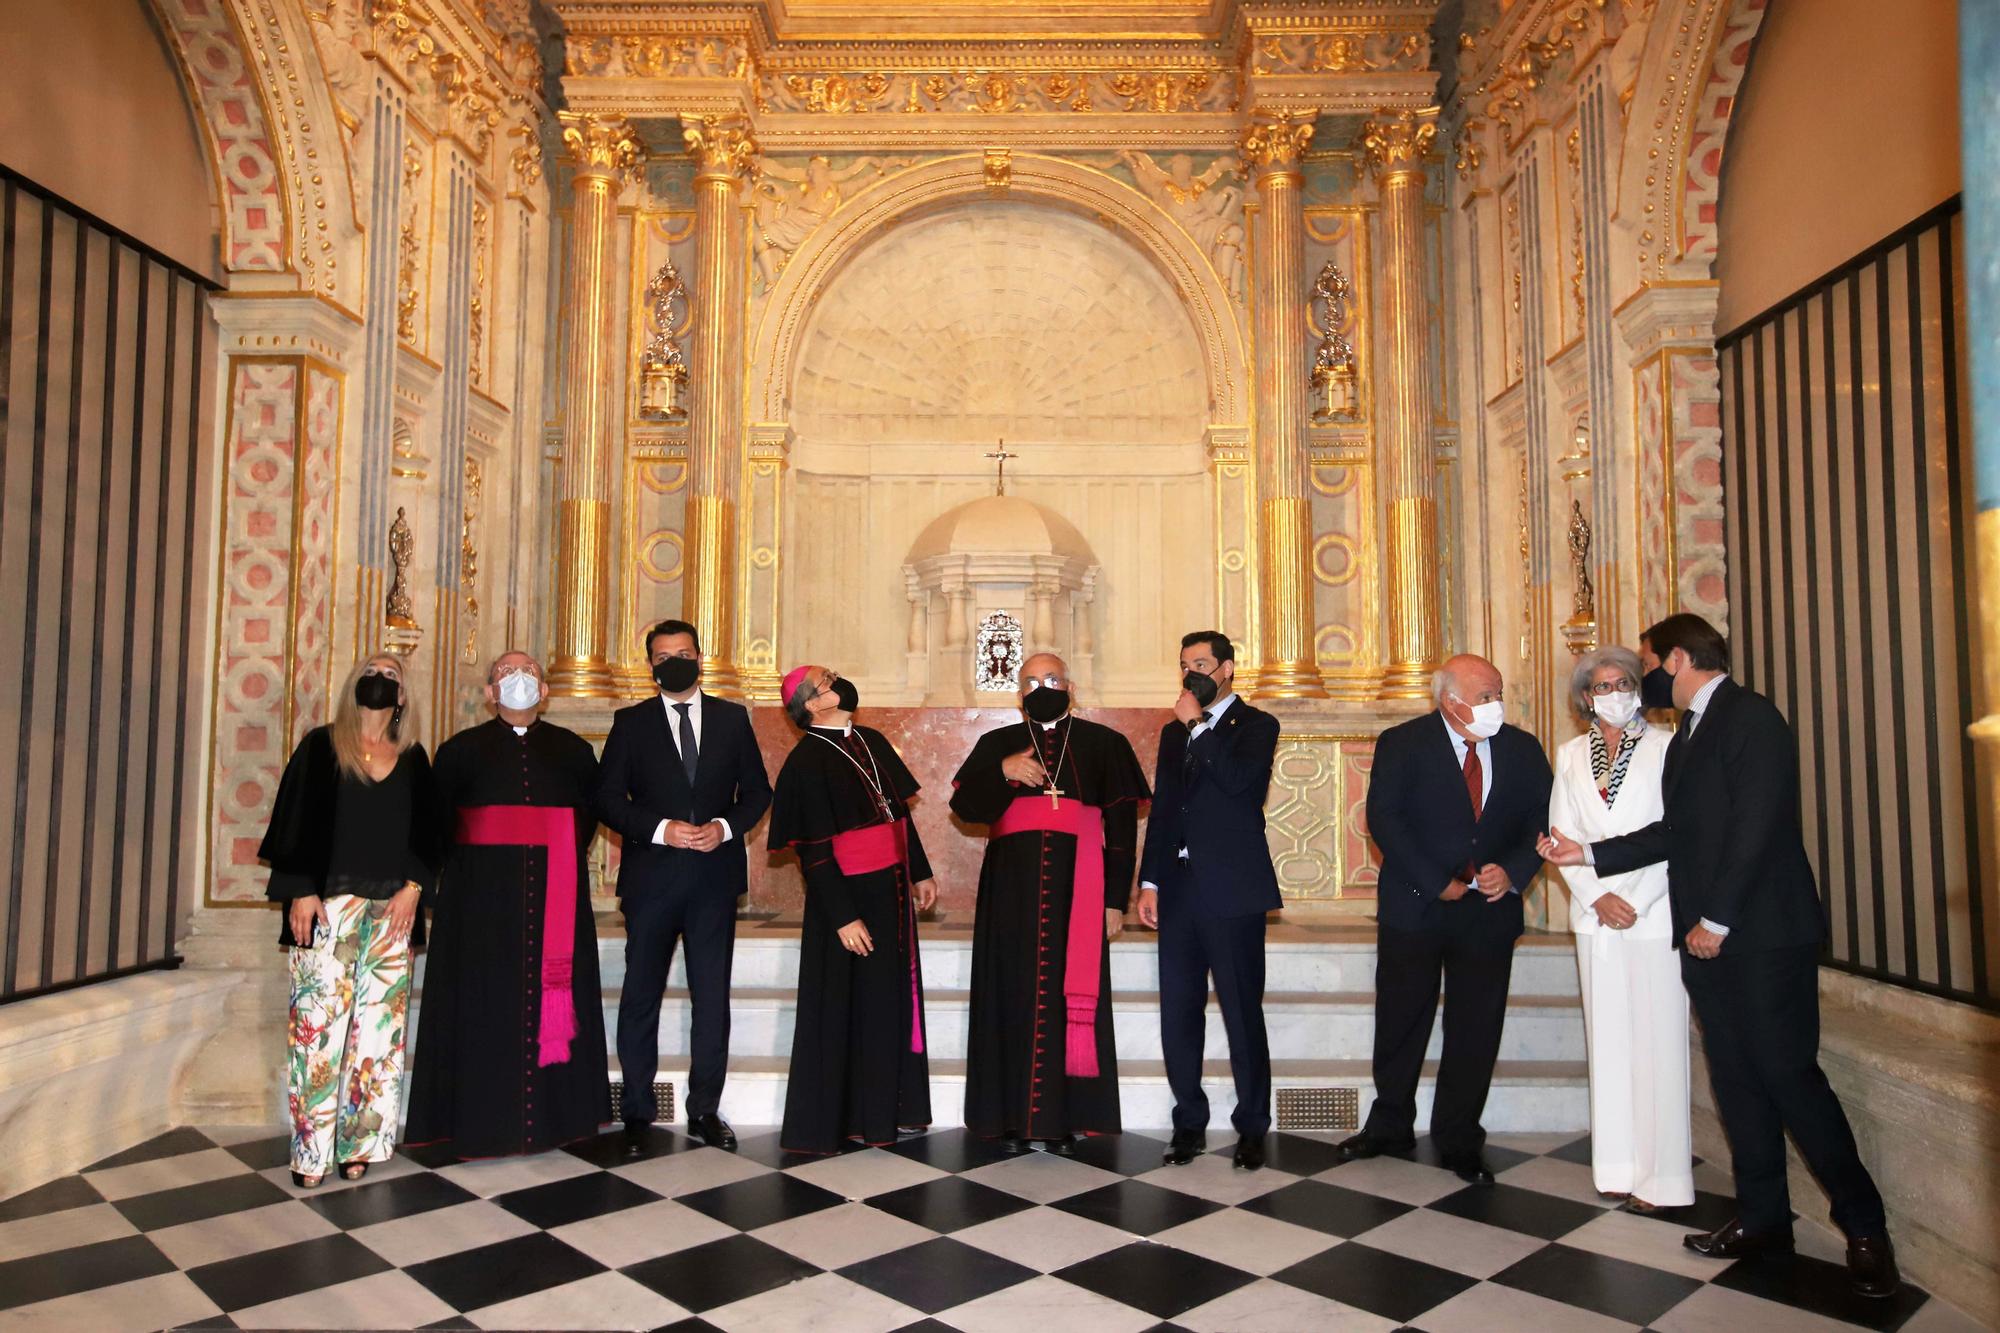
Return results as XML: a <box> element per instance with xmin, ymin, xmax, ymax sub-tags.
<box><xmin>260</xmin><ymin>655</ymin><xmax>441</xmax><ymax>1188</ymax></box>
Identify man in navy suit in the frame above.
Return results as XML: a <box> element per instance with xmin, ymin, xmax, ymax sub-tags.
<box><xmin>1340</xmin><ymin>653</ymin><xmax>1551</xmax><ymax>1184</ymax></box>
<box><xmin>1135</xmin><ymin>631</ymin><xmax>1282</xmax><ymax>1170</ymax></box>
<box><xmin>595</xmin><ymin>620</ymin><xmax>772</xmax><ymax>1154</ymax></box>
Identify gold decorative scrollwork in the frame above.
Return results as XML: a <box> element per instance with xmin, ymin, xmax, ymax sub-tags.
<box><xmin>1360</xmin><ymin>107</ymin><xmax>1439</xmax><ymax>178</ymax></box>
<box><xmin>682</xmin><ymin>114</ymin><xmax>758</xmax><ymax>180</ymax></box>
<box><xmin>1241</xmin><ymin>109</ymin><xmax>1317</xmax><ymax>171</ymax></box>
<box><xmin>559</xmin><ymin>110</ymin><xmax>644</xmax><ymax>181</ymax></box>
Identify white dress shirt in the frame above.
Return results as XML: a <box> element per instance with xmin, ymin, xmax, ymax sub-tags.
<box><xmin>651</xmin><ymin>690</ymin><xmax>734</xmax><ymax>846</ymax></box>
<box><xmin>1139</xmin><ymin>691</ymin><xmax>1238</xmax><ymax>893</ymax></box>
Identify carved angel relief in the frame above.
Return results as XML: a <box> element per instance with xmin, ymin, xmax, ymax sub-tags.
<box><xmin>751</xmin><ymin>156</ymin><xmax>909</xmax><ymax>289</ymax></box>
<box><xmin>1119</xmin><ymin>150</ymin><xmax>1246</xmax><ymax>297</ymax></box>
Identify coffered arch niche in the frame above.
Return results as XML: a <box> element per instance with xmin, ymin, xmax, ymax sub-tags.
<box><xmin>761</xmin><ymin>156</ymin><xmax>1244</xmax><ymax>706</ymax></box>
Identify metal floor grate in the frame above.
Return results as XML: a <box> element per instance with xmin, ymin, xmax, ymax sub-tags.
<box><xmin>1275</xmin><ymin>1086</ymin><xmax>1359</xmax><ymax>1131</ymax></box>
<box><xmin>609</xmin><ymin>1080</ymin><xmax>676</xmax><ymax>1124</ymax></box>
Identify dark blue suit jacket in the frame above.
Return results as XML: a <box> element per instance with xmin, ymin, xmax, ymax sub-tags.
<box><xmin>593</xmin><ymin>693</ymin><xmax>773</xmax><ymax>903</ymax></box>
<box><xmin>1366</xmin><ymin>712</ymin><xmax>1551</xmax><ymax>940</ymax></box>
<box><xmin>1139</xmin><ymin>696</ymin><xmax>1283</xmax><ymax>918</ymax></box>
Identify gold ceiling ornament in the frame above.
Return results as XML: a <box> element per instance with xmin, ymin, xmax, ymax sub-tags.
<box><xmin>983</xmin><ymin>147</ymin><xmax>1012</xmax><ymax>192</ymax></box>
<box><xmin>1239</xmin><ymin>109</ymin><xmax>1317</xmax><ymax>172</ymax></box>
<box><xmin>559</xmin><ymin>110</ymin><xmax>645</xmax><ymax>181</ymax></box>
<box><xmin>753</xmin><ymin>66</ymin><xmax>1232</xmax><ymax>116</ymax></box>
<box><xmin>1251</xmin><ymin>30</ymin><xmax>1430</xmax><ymax>77</ymax></box>
<box><xmin>1359</xmin><ymin>106</ymin><xmax>1439</xmax><ymax>178</ymax></box>
<box><xmin>682</xmin><ymin>114</ymin><xmax>760</xmax><ymax>180</ymax></box>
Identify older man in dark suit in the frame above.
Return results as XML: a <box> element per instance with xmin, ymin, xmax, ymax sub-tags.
<box><xmin>1340</xmin><ymin>653</ymin><xmax>1551</xmax><ymax>1185</ymax></box>
<box><xmin>1543</xmin><ymin>613</ymin><xmax>1897</xmax><ymax>1298</ymax></box>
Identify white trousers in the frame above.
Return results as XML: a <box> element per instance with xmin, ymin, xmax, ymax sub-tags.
<box><xmin>1575</xmin><ymin>931</ymin><xmax>1695</xmax><ymax>1206</ymax></box>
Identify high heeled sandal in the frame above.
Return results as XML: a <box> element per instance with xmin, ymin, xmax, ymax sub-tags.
<box><xmin>291</xmin><ymin>1170</ymin><xmax>324</xmax><ymax>1189</ymax></box>
<box><xmin>337</xmin><ymin>1161</ymin><xmax>370</xmax><ymax>1181</ymax></box>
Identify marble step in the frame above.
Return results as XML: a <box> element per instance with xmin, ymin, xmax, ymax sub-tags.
<box><xmin>577</xmin><ymin>986</ymin><xmax>1586</xmax><ymax>1064</ymax></box>
<box><xmin>600</xmin><ymin>1053</ymin><xmax>1593</xmax><ymax>1135</ymax></box>
<box><xmin>560</xmin><ymin>930</ymin><xmax>1585</xmax><ymax>998</ymax></box>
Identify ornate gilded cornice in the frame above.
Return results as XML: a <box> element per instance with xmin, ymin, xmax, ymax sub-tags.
<box><xmin>1240</xmin><ymin>108</ymin><xmax>1317</xmax><ymax>171</ymax></box>
<box><xmin>681</xmin><ymin>113</ymin><xmax>760</xmax><ymax>179</ymax></box>
<box><xmin>1359</xmin><ymin>105</ymin><xmax>1437</xmax><ymax>178</ymax></box>
<box><xmin>558</xmin><ymin>110</ymin><xmax>645</xmax><ymax>181</ymax></box>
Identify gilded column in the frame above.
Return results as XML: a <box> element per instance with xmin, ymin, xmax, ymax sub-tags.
<box><xmin>547</xmin><ymin>112</ymin><xmax>641</xmax><ymax>696</ymax></box>
<box><xmin>681</xmin><ymin>114</ymin><xmax>758</xmax><ymax>697</ymax></box>
<box><xmin>1243</xmin><ymin>110</ymin><xmax>1327</xmax><ymax>699</ymax></box>
<box><xmin>1364</xmin><ymin>107</ymin><xmax>1443</xmax><ymax>699</ymax></box>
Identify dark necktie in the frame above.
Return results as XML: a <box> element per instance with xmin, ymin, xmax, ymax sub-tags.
<box><xmin>1462</xmin><ymin>742</ymin><xmax>1484</xmax><ymax>883</ymax></box>
<box><xmin>1665</xmin><ymin>707</ymin><xmax>1696</xmax><ymax>784</ymax></box>
<box><xmin>673</xmin><ymin>701</ymin><xmax>699</xmax><ymax>785</ymax></box>
<box><xmin>1181</xmin><ymin>711</ymin><xmax>1212</xmax><ymax>784</ymax></box>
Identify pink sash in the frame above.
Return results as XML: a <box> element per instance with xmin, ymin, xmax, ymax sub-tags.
<box><xmin>830</xmin><ymin>819</ymin><xmax>926</xmax><ymax>1055</ymax></box>
<box><xmin>456</xmin><ymin>805</ymin><xmax>579</xmax><ymax>1067</ymax></box>
<box><xmin>990</xmin><ymin>796</ymin><xmax>1106</xmax><ymax>1077</ymax></box>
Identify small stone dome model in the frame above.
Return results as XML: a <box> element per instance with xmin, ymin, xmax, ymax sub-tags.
<box><xmin>906</xmin><ymin>493</ymin><xmax>1095</xmax><ymax>563</ymax></box>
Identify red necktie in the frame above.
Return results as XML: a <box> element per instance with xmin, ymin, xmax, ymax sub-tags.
<box><xmin>1463</xmin><ymin>743</ymin><xmax>1483</xmax><ymax>821</ymax></box>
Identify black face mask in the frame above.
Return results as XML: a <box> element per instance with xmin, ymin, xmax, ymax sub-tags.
<box><xmin>830</xmin><ymin>677</ymin><xmax>859</xmax><ymax>712</ymax></box>
<box><xmin>1023</xmin><ymin>686</ymin><xmax>1071</xmax><ymax>724</ymax></box>
<box><xmin>355</xmin><ymin>673</ymin><xmax>400</xmax><ymax>710</ymax></box>
<box><xmin>1640</xmin><ymin>665</ymin><xmax>1675</xmax><ymax>711</ymax></box>
<box><xmin>653</xmin><ymin>656</ymin><xmax>700</xmax><ymax>695</ymax></box>
<box><xmin>1182</xmin><ymin>669</ymin><xmax>1220</xmax><ymax>709</ymax></box>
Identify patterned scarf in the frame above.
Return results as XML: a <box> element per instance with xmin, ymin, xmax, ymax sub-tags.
<box><xmin>1589</xmin><ymin>721</ymin><xmax>1646</xmax><ymax>807</ymax></box>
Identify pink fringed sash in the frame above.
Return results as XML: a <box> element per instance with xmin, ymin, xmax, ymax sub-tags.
<box><xmin>456</xmin><ymin>805</ymin><xmax>579</xmax><ymax>1067</ymax></box>
<box><xmin>991</xmin><ymin>797</ymin><xmax>1106</xmax><ymax>1078</ymax></box>
<box><xmin>830</xmin><ymin>819</ymin><xmax>926</xmax><ymax>1055</ymax></box>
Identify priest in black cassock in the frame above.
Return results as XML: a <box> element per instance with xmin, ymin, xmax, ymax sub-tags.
<box><xmin>951</xmin><ymin>652</ymin><xmax>1150</xmax><ymax>1153</ymax></box>
<box><xmin>769</xmin><ymin>664</ymin><xmax>939</xmax><ymax>1154</ymax></box>
<box><xmin>405</xmin><ymin>651</ymin><xmax>612</xmax><ymax>1158</ymax></box>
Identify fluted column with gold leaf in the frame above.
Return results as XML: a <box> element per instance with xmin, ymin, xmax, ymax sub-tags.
<box><xmin>681</xmin><ymin>114</ymin><xmax>758</xmax><ymax>697</ymax></box>
<box><xmin>1243</xmin><ymin>110</ymin><xmax>1327</xmax><ymax>699</ymax></box>
<box><xmin>548</xmin><ymin>112</ymin><xmax>642</xmax><ymax>697</ymax></box>
<box><xmin>1364</xmin><ymin>107</ymin><xmax>1443</xmax><ymax>699</ymax></box>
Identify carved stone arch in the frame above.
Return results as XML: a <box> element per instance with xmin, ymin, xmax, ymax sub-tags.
<box><xmin>747</xmin><ymin>152</ymin><xmax>1249</xmax><ymax>430</ymax></box>
<box><xmin>144</xmin><ymin>0</ymin><xmax>362</xmax><ymax>304</ymax></box>
<box><xmin>1614</xmin><ymin>0</ymin><xmax>1770</xmax><ymax>286</ymax></box>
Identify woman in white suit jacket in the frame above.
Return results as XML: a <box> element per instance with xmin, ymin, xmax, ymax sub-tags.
<box><xmin>1549</xmin><ymin>646</ymin><xmax>1694</xmax><ymax>1210</ymax></box>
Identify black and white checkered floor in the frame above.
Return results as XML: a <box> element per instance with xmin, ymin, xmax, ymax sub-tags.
<box><xmin>0</xmin><ymin>1124</ymin><xmax>1981</xmax><ymax>1332</ymax></box>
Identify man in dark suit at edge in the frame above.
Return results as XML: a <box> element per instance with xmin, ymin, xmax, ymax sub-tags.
<box><xmin>1542</xmin><ymin>613</ymin><xmax>1897</xmax><ymax>1298</ymax></box>
<box><xmin>596</xmin><ymin>619</ymin><xmax>773</xmax><ymax>1155</ymax></box>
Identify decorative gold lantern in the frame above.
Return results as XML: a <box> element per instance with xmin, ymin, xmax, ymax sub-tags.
<box><xmin>1311</xmin><ymin>260</ymin><xmax>1359</xmax><ymax>422</ymax></box>
<box><xmin>639</xmin><ymin>258</ymin><xmax>689</xmax><ymax>421</ymax></box>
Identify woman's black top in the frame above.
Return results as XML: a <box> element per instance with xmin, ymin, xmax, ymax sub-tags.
<box><xmin>259</xmin><ymin>726</ymin><xmax>444</xmax><ymax>946</ymax></box>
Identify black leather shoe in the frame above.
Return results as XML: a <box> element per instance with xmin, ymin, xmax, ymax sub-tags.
<box><xmin>1044</xmin><ymin>1135</ymin><xmax>1078</xmax><ymax>1158</ymax></box>
<box><xmin>1232</xmin><ymin>1136</ymin><xmax>1266</xmax><ymax>1171</ymax></box>
<box><xmin>1682</xmin><ymin>1218</ymin><xmax>1796</xmax><ymax>1259</ymax></box>
<box><xmin>1847</xmin><ymin>1234</ymin><xmax>1900</xmax><ymax>1299</ymax></box>
<box><xmin>688</xmin><ymin>1114</ymin><xmax>737</xmax><ymax>1151</ymax></box>
<box><xmin>621</xmin><ymin>1122</ymin><xmax>651</xmax><ymax>1159</ymax></box>
<box><xmin>1162</xmin><ymin>1131</ymin><xmax>1204</xmax><ymax>1166</ymax></box>
<box><xmin>1441</xmin><ymin>1151</ymin><xmax>1495</xmax><ymax>1186</ymax></box>
<box><xmin>997</xmin><ymin>1133</ymin><xmax>1030</xmax><ymax>1156</ymax></box>
<box><xmin>1336</xmin><ymin>1132</ymin><xmax>1414</xmax><ymax>1163</ymax></box>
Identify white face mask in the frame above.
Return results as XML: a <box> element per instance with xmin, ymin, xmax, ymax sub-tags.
<box><xmin>496</xmin><ymin>672</ymin><xmax>542</xmax><ymax>711</ymax></box>
<box><xmin>1592</xmin><ymin>689</ymin><xmax>1640</xmax><ymax>728</ymax></box>
<box><xmin>1456</xmin><ymin>697</ymin><xmax>1505</xmax><ymax>739</ymax></box>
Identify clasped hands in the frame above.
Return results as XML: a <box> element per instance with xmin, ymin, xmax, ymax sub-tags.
<box><xmin>838</xmin><ymin>877</ymin><xmax>940</xmax><ymax>956</ymax></box>
<box><xmin>662</xmin><ymin>818</ymin><xmax>727</xmax><ymax>852</ymax></box>
<box><xmin>1442</xmin><ymin>865</ymin><xmax>1513</xmax><ymax>903</ymax></box>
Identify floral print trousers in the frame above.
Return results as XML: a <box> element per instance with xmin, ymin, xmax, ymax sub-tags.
<box><xmin>287</xmin><ymin>894</ymin><xmax>412</xmax><ymax>1177</ymax></box>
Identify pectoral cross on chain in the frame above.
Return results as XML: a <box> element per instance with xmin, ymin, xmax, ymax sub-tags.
<box><xmin>1045</xmin><ymin>782</ymin><xmax>1066</xmax><ymax>809</ymax></box>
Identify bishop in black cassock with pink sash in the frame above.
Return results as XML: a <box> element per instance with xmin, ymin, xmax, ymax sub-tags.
<box><xmin>951</xmin><ymin>654</ymin><xmax>1149</xmax><ymax>1149</ymax></box>
<box><xmin>406</xmin><ymin>654</ymin><xmax>611</xmax><ymax>1158</ymax></box>
<box><xmin>770</xmin><ymin>665</ymin><xmax>937</xmax><ymax>1154</ymax></box>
